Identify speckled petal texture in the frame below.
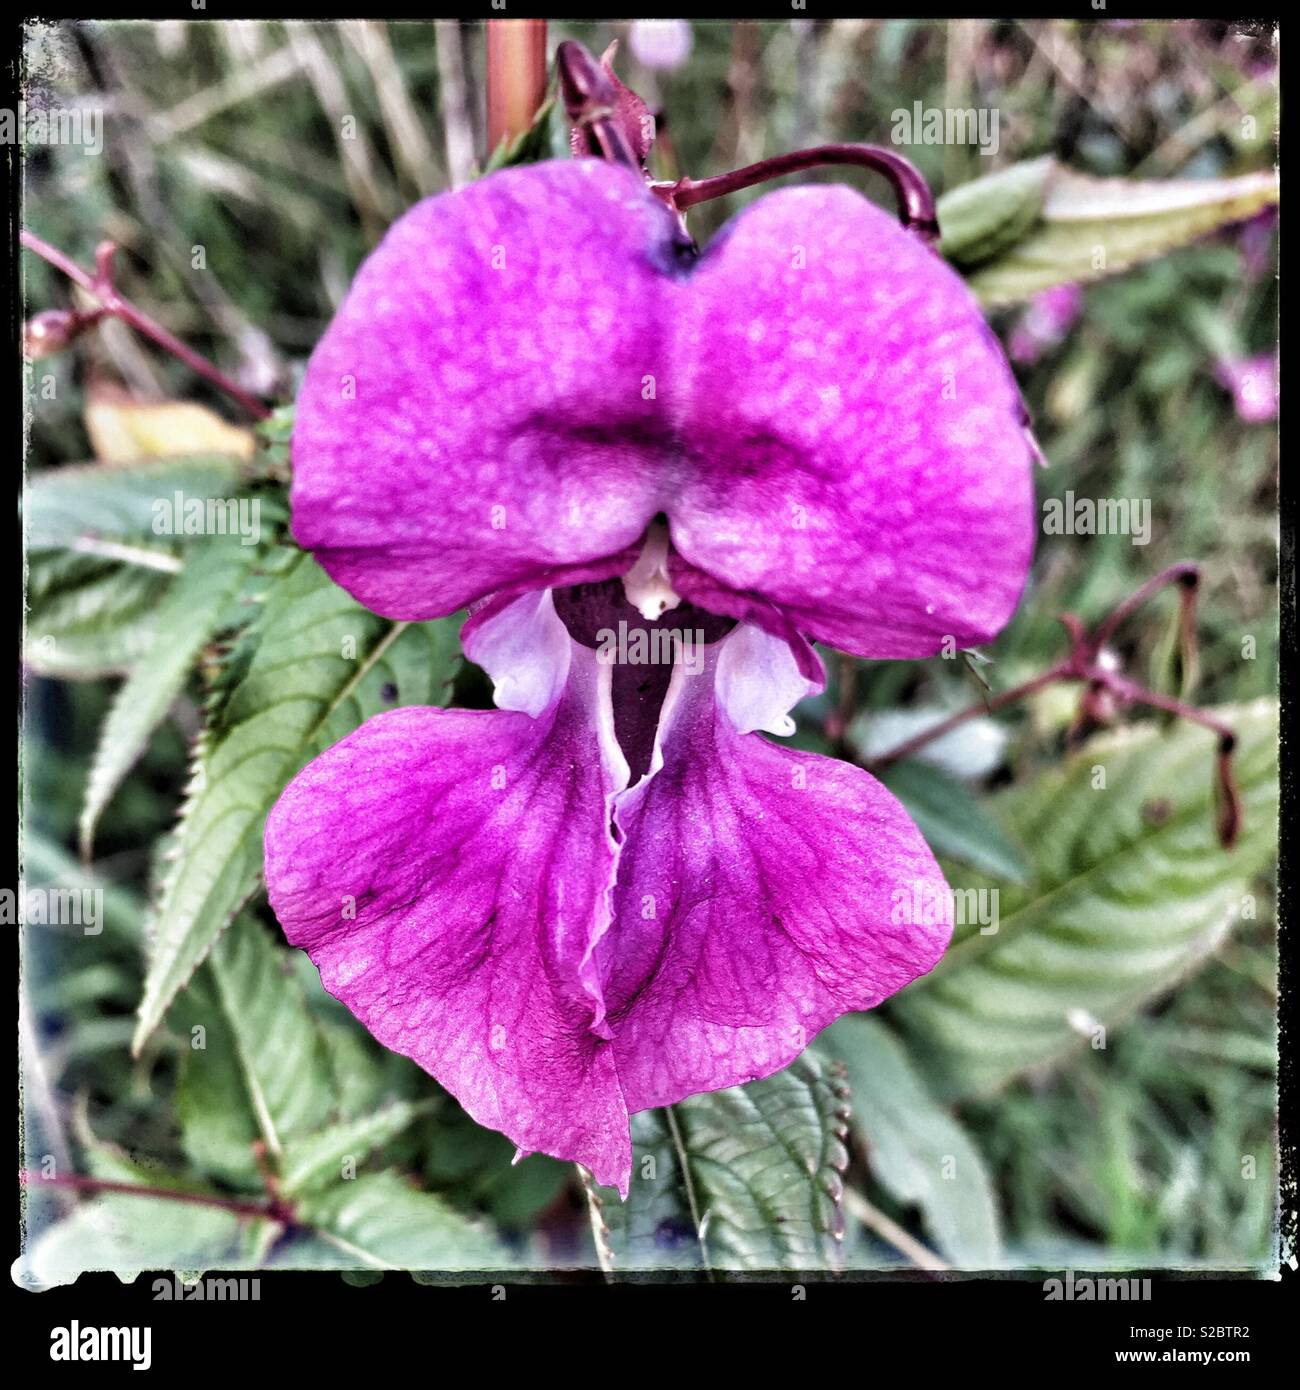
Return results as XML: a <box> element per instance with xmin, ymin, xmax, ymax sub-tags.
<box><xmin>272</xmin><ymin>155</ymin><xmax>1026</xmax><ymax>1189</ymax></box>
<box><xmin>265</xmin><ymin>613</ymin><xmax>951</xmax><ymax>1190</ymax></box>
<box><xmin>602</xmin><ymin>641</ymin><xmax>952</xmax><ymax>1112</ymax></box>
<box><xmin>291</xmin><ymin>161</ymin><xmax>675</xmax><ymax>621</ymax></box>
<box><xmin>292</xmin><ymin>159</ymin><xmax>1034</xmax><ymax>653</ymax></box>
<box><xmin>660</xmin><ymin>183</ymin><xmax>1035</xmax><ymax>657</ymax></box>
<box><xmin>263</xmin><ymin>648</ymin><xmax>633</xmax><ymax>1192</ymax></box>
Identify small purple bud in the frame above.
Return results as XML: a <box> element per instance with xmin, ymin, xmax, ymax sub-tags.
<box><xmin>1214</xmin><ymin>352</ymin><xmax>1278</xmax><ymax>423</ymax></box>
<box><xmin>629</xmin><ymin>20</ymin><xmax>694</xmax><ymax>72</ymax></box>
<box><xmin>1008</xmin><ymin>284</ymin><xmax>1083</xmax><ymax>365</ymax></box>
<box><xmin>24</xmin><ymin>308</ymin><xmax>95</xmax><ymax>360</ymax></box>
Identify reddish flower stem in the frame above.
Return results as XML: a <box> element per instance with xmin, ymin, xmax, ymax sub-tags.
<box><xmin>1089</xmin><ymin>561</ymin><xmax>1199</xmax><ymax>652</ymax></box>
<box><xmin>1102</xmin><ymin>674</ymin><xmax>1236</xmax><ymax>748</ymax></box>
<box><xmin>864</xmin><ymin>563</ymin><xmax>1242</xmax><ymax>848</ymax></box>
<box><xmin>486</xmin><ymin>19</ymin><xmax>549</xmax><ymax>156</ymax></box>
<box><xmin>824</xmin><ymin>657</ymin><xmax>860</xmax><ymax>753</ymax></box>
<box><xmin>867</xmin><ymin>664</ymin><xmax>1070</xmax><ymax>771</ymax></box>
<box><xmin>665</xmin><ymin>144</ymin><xmax>941</xmax><ymax>244</ymax></box>
<box><xmin>555</xmin><ymin>43</ymin><xmax>938</xmax><ymax>248</ymax></box>
<box><xmin>19</xmin><ymin>1170</ymin><xmax>292</xmax><ymax>1224</ymax></box>
<box><xmin>20</xmin><ymin>229</ymin><xmax>270</xmax><ymax>422</ymax></box>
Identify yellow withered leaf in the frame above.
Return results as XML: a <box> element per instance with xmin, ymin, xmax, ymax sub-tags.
<box><xmin>85</xmin><ymin>394</ymin><xmax>256</xmax><ymax>464</ymax></box>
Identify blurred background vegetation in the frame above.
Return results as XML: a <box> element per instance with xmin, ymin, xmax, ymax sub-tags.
<box><xmin>21</xmin><ymin>18</ymin><xmax>1279</xmax><ymax>1276</ymax></box>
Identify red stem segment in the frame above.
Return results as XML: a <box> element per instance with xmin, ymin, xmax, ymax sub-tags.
<box><xmin>555</xmin><ymin>43</ymin><xmax>938</xmax><ymax>248</ymax></box>
<box><xmin>867</xmin><ymin>665</ymin><xmax>1070</xmax><ymax>771</ymax></box>
<box><xmin>1089</xmin><ymin>562</ymin><xmax>1199</xmax><ymax>652</ymax></box>
<box><xmin>666</xmin><ymin>144</ymin><xmax>941</xmax><ymax>244</ymax></box>
<box><xmin>19</xmin><ymin>1170</ymin><xmax>292</xmax><ymax>1224</ymax></box>
<box><xmin>21</xmin><ymin>229</ymin><xmax>270</xmax><ymax>421</ymax></box>
<box><xmin>487</xmin><ymin>19</ymin><xmax>549</xmax><ymax>156</ymax></box>
<box><xmin>865</xmin><ymin>563</ymin><xmax>1242</xmax><ymax>849</ymax></box>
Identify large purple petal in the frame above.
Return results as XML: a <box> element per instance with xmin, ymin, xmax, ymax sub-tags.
<box><xmin>663</xmin><ymin>183</ymin><xmax>1035</xmax><ymax>657</ymax></box>
<box><xmin>293</xmin><ymin>161</ymin><xmax>1034</xmax><ymax>650</ymax></box>
<box><xmin>266</xmin><ymin>604</ymin><xmax>952</xmax><ymax>1182</ymax></box>
<box><xmin>263</xmin><ymin>635</ymin><xmax>634</xmax><ymax>1191</ymax></box>
<box><xmin>600</xmin><ymin>629</ymin><xmax>953</xmax><ymax>1111</ymax></box>
<box><xmin>291</xmin><ymin>161</ymin><xmax>677</xmax><ymax>620</ymax></box>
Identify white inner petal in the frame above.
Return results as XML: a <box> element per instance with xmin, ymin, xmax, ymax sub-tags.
<box><xmin>715</xmin><ymin>623</ymin><xmax>820</xmax><ymax>737</ymax></box>
<box><xmin>463</xmin><ymin>589</ymin><xmax>572</xmax><ymax>718</ymax></box>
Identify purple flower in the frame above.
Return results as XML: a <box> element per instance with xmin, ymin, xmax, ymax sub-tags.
<box><xmin>628</xmin><ymin>20</ymin><xmax>694</xmax><ymax>72</ymax></box>
<box><xmin>1214</xmin><ymin>352</ymin><xmax>1278</xmax><ymax>424</ymax></box>
<box><xmin>1237</xmin><ymin>209</ymin><xmax>1277</xmax><ymax>283</ymax></box>
<box><xmin>1008</xmin><ymin>283</ymin><xmax>1083</xmax><ymax>365</ymax></box>
<box><xmin>264</xmin><ymin>160</ymin><xmax>1036</xmax><ymax>1193</ymax></box>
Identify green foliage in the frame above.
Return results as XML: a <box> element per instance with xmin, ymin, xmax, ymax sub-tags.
<box><xmin>585</xmin><ymin>1053</ymin><xmax>850</xmax><ymax>1273</ymax></box>
<box><xmin>20</xmin><ymin>1172</ymin><xmax>258</xmax><ymax>1291</ymax></box>
<box><xmin>821</xmin><ymin>1016</ymin><xmax>1002</xmax><ymax>1267</ymax></box>
<box><xmin>890</xmin><ymin>701</ymin><xmax>1278</xmax><ymax>1101</ymax></box>
<box><xmin>481</xmin><ymin>96</ymin><xmax>569</xmax><ymax>172</ymax></box>
<box><xmin>25</xmin><ymin>455</ymin><xmax>247</xmax><ymax>551</ymax></box>
<box><xmin>938</xmin><ymin>156</ymin><xmax>1053</xmax><ymax>268</ymax></box>
<box><xmin>79</xmin><ymin>537</ymin><xmax>256</xmax><ymax>857</ymax></box>
<box><xmin>26</xmin><ymin>551</ymin><xmax>178</xmax><ymax>677</ymax></box>
<box><xmin>286</xmin><ymin>1173</ymin><xmax>511</xmax><ymax>1272</ymax></box>
<box><xmin>19</xmin><ymin>1128</ymin><xmax>270</xmax><ymax>1290</ymax></box>
<box><xmin>279</xmin><ymin>1101</ymin><xmax>429</xmax><ymax>1196</ymax></box>
<box><xmin>24</xmin><ymin>455</ymin><xmax>260</xmax><ymax>682</ymax></box>
<box><xmin>132</xmin><ymin>552</ymin><xmax>462</xmax><ymax>1053</ymax></box>
<box><xmin>878</xmin><ymin>759</ymin><xmax>1030</xmax><ymax>884</ymax></box>
<box><xmin>175</xmin><ymin>914</ymin><xmax>337</xmax><ymax>1188</ymax></box>
<box><xmin>939</xmin><ymin>160</ymin><xmax>1279</xmax><ymax>304</ymax></box>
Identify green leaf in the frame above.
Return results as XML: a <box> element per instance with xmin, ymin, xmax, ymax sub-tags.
<box><xmin>174</xmin><ymin>914</ymin><xmax>336</xmax><ymax>1189</ymax></box>
<box><xmin>22</xmin><ymin>831</ymin><xmax>145</xmax><ymax>945</ymax></box>
<box><xmin>279</xmin><ymin>1101</ymin><xmax>427</xmax><ymax>1196</ymax></box>
<box><xmin>19</xmin><ymin>1190</ymin><xmax>252</xmax><ymax>1291</ymax></box>
<box><xmin>316</xmin><ymin>1015</ymin><xmax>426</xmax><ymax>1122</ymax></box>
<box><xmin>879</xmin><ymin>760</ymin><xmax>1030</xmax><ymax>885</ymax></box>
<box><xmin>937</xmin><ymin>155</ymin><xmax>1054</xmax><ymax>268</ymax></box>
<box><xmin>422</xmin><ymin>1104</ymin><xmax>567</xmax><ymax>1229</ymax></box>
<box><xmin>23</xmin><ymin>457</ymin><xmax>275</xmax><ymax>679</ymax></box>
<box><xmin>25</xmin><ymin>454</ymin><xmax>246</xmax><ymax>551</ymax></box>
<box><xmin>889</xmin><ymin>700</ymin><xmax>1279</xmax><ymax>1100</ymax></box>
<box><xmin>961</xmin><ymin>165</ymin><xmax>1279</xmax><ymax>306</ymax></box>
<box><xmin>481</xmin><ymin>96</ymin><xmax>565</xmax><ymax>173</ymax></box>
<box><xmin>585</xmin><ymin>1052</ymin><xmax>850</xmax><ymax>1273</ymax></box>
<box><xmin>820</xmin><ymin>1015</ymin><xmax>1002</xmax><ymax>1267</ymax></box>
<box><xmin>26</xmin><ymin>550</ymin><xmax>176</xmax><ymax>677</ymax></box>
<box><xmin>582</xmin><ymin>1112</ymin><xmax>699</xmax><ymax>1273</ymax></box>
<box><xmin>287</xmin><ymin>1173</ymin><xmax>510</xmax><ymax>1272</ymax></box>
<box><xmin>79</xmin><ymin>538</ymin><xmax>256</xmax><ymax>858</ymax></box>
<box><xmin>132</xmin><ymin>552</ymin><xmax>461</xmax><ymax>1053</ymax></box>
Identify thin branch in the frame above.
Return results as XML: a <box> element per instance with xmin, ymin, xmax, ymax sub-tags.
<box><xmin>667</xmin><ymin>143</ymin><xmax>941</xmax><ymax>243</ymax></box>
<box><xmin>1103</xmin><ymin>674</ymin><xmax>1237</xmax><ymax>749</ymax></box>
<box><xmin>1089</xmin><ymin>562</ymin><xmax>1199</xmax><ymax>652</ymax></box>
<box><xmin>663</xmin><ymin>1104</ymin><xmax>713</xmax><ymax>1278</ymax></box>
<box><xmin>844</xmin><ymin>1188</ymin><xmax>950</xmax><ymax>1272</ymax></box>
<box><xmin>20</xmin><ymin>1170</ymin><xmax>288</xmax><ymax>1224</ymax></box>
<box><xmin>824</xmin><ymin>654</ymin><xmax>859</xmax><ymax>755</ymax></box>
<box><xmin>864</xmin><ymin>559</ymin><xmax>1239</xmax><ymax>848</ymax></box>
<box><xmin>21</xmin><ymin>230</ymin><xmax>270</xmax><ymax>421</ymax></box>
<box><xmin>867</xmin><ymin>664</ymin><xmax>1068</xmax><ymax>772</ymax></box>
